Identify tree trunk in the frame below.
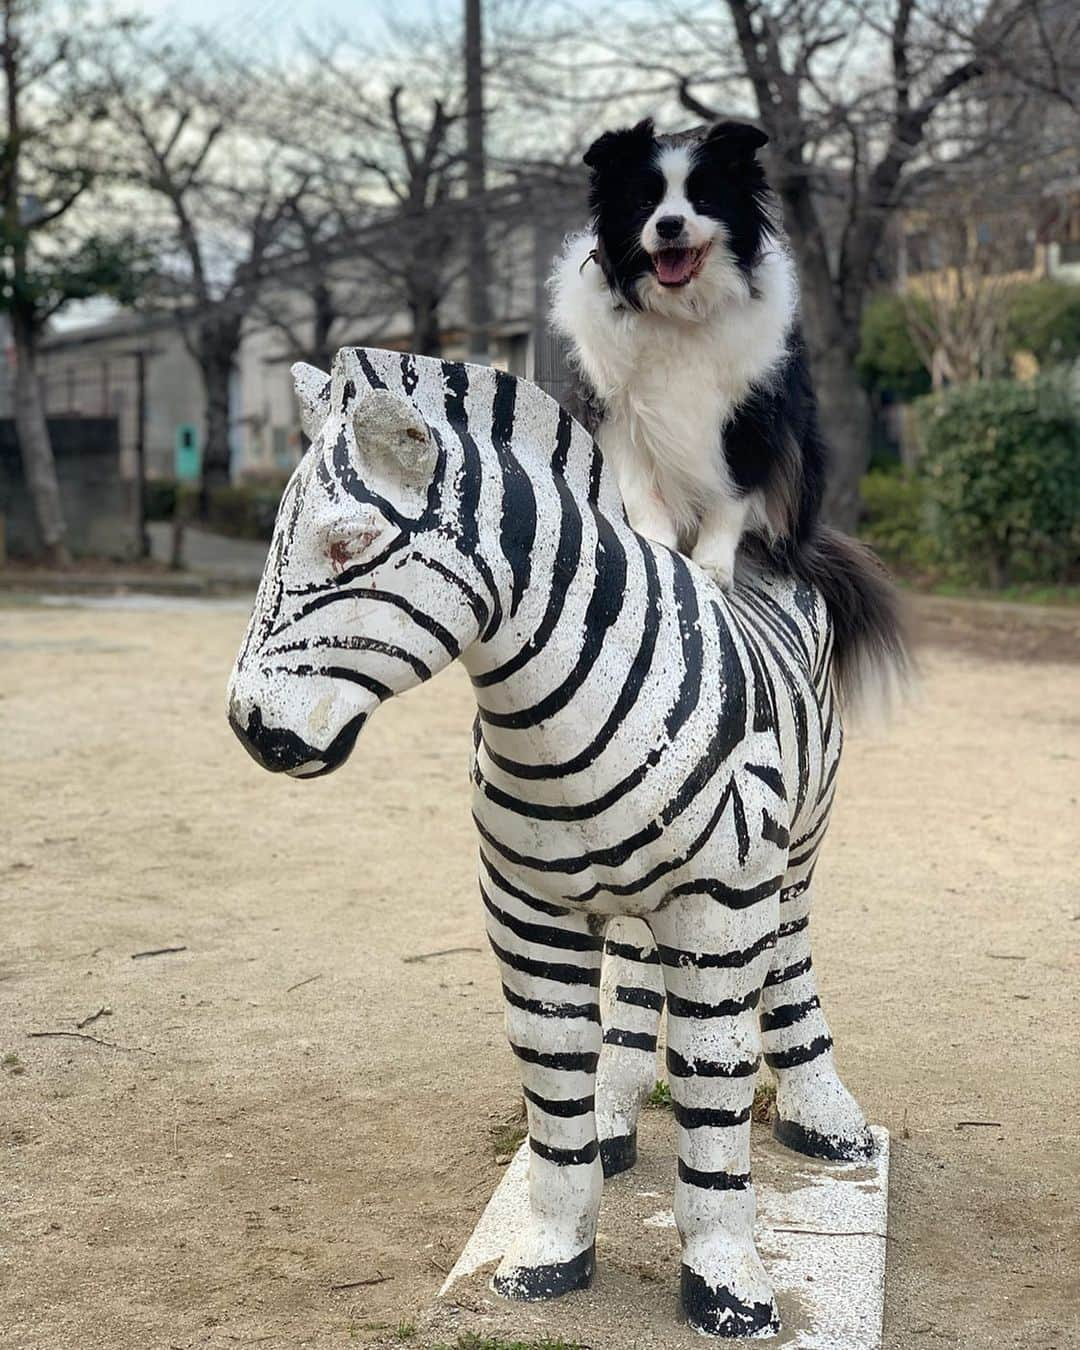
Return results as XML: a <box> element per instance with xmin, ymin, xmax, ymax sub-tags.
<box><xmin>408</xmin><ymin>289</ymin><xmax>443</xmax><ymax>358</ymax></box>
<box><xmin>788</xmin><ymin>239</ymin><xmax>871</xmax><ymax>532</ymax></box>
<box><xmin>312</xmin><ymin>281</ymin><xmax>336</xmax><ymax>373</ymax></box>
<box><xmin>11</xmin><ymin>307</ymin><xmax>70</xmax><ymax>566</ymax></box>
<box><xmin>201</xmin><ymin>358</ymin><xmax>233</xmax><ymax>501</ymax></box>
<box><xmin>813</xmin><ymin>344</ymin><xmax>874</xmax><ymax>533</ymax></box>
<box><xmin>196</xmin><ymin>314</ymin><xmax>242</xmax><ymax>508</ymax></box>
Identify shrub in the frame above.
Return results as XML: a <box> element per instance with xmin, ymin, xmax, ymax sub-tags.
<box><xmin>917</xmin><ymin>376</ymin><xmax>1080</xmax><ymax>587</ymax></box>
<box><xmin>1006</xmin><ymin>280</ymin><xmax>1080</xmax><ymax>368</ymax></box>
<box><xmin>202</xmin><ymin>481</ymin><xmax>289</xmax><ymax>540</ymax></box>
<box><xmin>856</xmin><ymin>292</ymin><xmax>932</xmax><ymax>399</ymax></box>
<box><xmin>858</xmin><ymin>468</ymin><xmax>937</xmax><ymax>574</ymax></box>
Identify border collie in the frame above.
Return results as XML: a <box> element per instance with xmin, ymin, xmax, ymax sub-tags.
<box><xmin>549</xmin><ymin>117</ymin><xmax>827</xmax><ymax>590</ymax></box>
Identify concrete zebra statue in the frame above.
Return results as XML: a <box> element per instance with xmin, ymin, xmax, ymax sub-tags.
<box><xmin>228</xmin><ymin>347</ymin><xmax>907</xmax><ymax>1338</ymax></box>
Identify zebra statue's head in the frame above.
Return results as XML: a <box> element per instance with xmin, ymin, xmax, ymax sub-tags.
<box><xmin>228</xmin><ymin>348</ymin><xmax>500</xmax><ymax>778</ymax></box>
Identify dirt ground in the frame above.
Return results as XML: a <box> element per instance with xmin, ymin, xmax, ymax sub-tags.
<box><xmin>2</xmin><ymin>592</ymin><xmax>1078</xmax><ymax>1350</ymax></box>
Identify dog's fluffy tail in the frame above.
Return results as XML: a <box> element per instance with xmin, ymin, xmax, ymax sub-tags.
<box><xmin>797</xmin><ymin>527</ymin><xmax>913</xmax><ymax>722</ymax></box>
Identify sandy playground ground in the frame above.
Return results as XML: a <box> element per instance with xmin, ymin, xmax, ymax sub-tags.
<box><xmin>2</xmin><ymin>591</ymin><xmax>1078</xmax><ymax>1350</ymax></box>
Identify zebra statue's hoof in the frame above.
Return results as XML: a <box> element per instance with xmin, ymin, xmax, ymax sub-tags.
<box><xmin>681</xmin><ymin>1264</ymin><xmax>781</xmax><ymax>1339</ymax></box>
<box><xmin>599</xmin><ymin>1131</ymin><xmax>637</xmax><ymax>1178</ymax></box>
<box><xmin>491</xmin><ymin>1243</ymin><xmax>595</xmax><ymax>1301</ymax></box>
<box><xmin>773</xmin><ymin>1116</ymin><xmax>876</xmax><ymax>1163</ymax></box>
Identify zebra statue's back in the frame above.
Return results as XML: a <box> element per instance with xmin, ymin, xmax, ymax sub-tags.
<box><xmin>228</xmin><ymin>347</ymin><xmax>898</xmax><ymax>1339</ymax></box>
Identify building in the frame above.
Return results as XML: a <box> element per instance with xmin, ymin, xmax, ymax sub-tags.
<box><xmin>2</xmin><ymin>174</ymin><xmax>585</xmax><ymax>490</ymax></box>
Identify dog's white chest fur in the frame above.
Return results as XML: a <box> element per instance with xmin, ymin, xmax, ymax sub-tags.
<box><xmin>550</xmin><ymin>232</ymin><xmax>796</xmax><ymax>550</ymax></box>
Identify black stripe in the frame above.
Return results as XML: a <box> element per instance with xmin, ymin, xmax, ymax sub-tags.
<box><xmin>745</xmin><ymin>762</ymin><xmax>786</xmax><ymax>798</ymax></box>
<box><xmin>759</xmin><ymin>996</ymin><xmax>820</xmax><ymax>1033</ymax></box>
<box><xmin>491</xmin><ymin>370</ymin><xmax>536</xmax><ymax>619</ymax></box>
<box><xmin>764</xmin><ymin>1035</ymin><xmax>833</xmax><ymax>1070</ymax></box>
<box><xmin>603</xmin><ymin>1028</ymin><xmax>657</xmax><ymax>1052</ymax></box>
<box><xmin>672</xmin><ymin>1102</ymin><xmax>751</xmax><ymax>1129</ymax></box>
<box><xmin>780</xmin><ymin>876</ymin><xmax>813</xmax><ymax>904</ymax></box>
<box><xmin>669</xmin><ymin>874</ymin><xmax>783</xmax><ymax>910</ymax></box>
<box><xmin>570</xmin><ymin>774</ymin><xmax>741</xmax><ymax>904</ymax></box>
<box><xmin>477</xmin><ymin>510</ymin><xmax>628</xmax><ymax>730</ymax></box>
<box><xmin>276</xmin><ymin>586</ymin><xmax>460</xmax><ymax>658</ymax></box>
<box><xmin>778</xmin><ymin>915</ymin><xmax>809</xmax><ymax>939</ymax></box>
<box><xmin>442</xmin><ymin>362</ymin><xmax>503</xmax><ymax>640</ymax></box>
<box><xmin>478</xmin><ymin>531</ymin><xmax>660</xmax><ymax>780</ymax></box>
<box><xmin>501</xmin><ymin>984</ymin><xmax>601</xmax><ymax>1022</ymax></box>
<box><xmin>663</xmin><ymin>555</ymin><xmax>704</xmax><ymax>740</ymax></box>
<box><xmin>666</xmin><ymin>988</ymin><xmax>760</xmax><ymax>1019</ymax></box>
<box><xmin>488</xmin><ymin>937</ymin><xmax>599</xmax><ymax>988</ymax></box>
<box><xmin>667</xmin><ymin>1048</ymin><xmax>760</xmax><ymax>1079</ymax></box>
<box><xmin>473</xmin><ymin>551</ymin><xmax>666</xmax><ymax>820</ymax></box>
<box><xmin>677</xmin><ymin>1160</ymin><xmax>751</xmax><ymax>1190</ymax></box>
<box><xmin>764</xmin><ymin>956</ymin><xmax>812</xmax><ymax>987</ymax></box>
<box><xmin>482</xmin><ymin>887</ymin><xmax>603</xmax><ymax>953</ymax></box>
<box><xmin>615</xmin><ymin>985</ymin><xmax>665</xmax><ymax>1012</ymax></box>
<box><xmin>471</xmin><ymin>469</ymin><xmax>583</xmax><ymax>688</ymax></box>
<box><xmin>523</xmin><ymin>1086</ymin><xmax>595</xmax><ymax>1118</ymax></box>
<box><xmin>414</xmin><ymin>553</ymin><xmax>489</xmax><ymax>630</ymax></box>
<box><xmin>656</xmin><ymin>929</ymin><xmax>776</xmax><ymax>971</ymax></box>
<box><xmin>511</xmin><ymin>1043</ymin><xmax>599</xmax><ymax>1073</ymax></box>
<box><xmin>604</xmin><ymin>940</ymin><xmax>660</xmax><ymax>964</ymax></box>
<box><xmin>479</xmin><ymin>852</ymin><xmax>570</xmax><ymax>919</ymax></box>
<box><xmin>282</xmin><ymin>665</ymin><xmax>393</xmax><ymax>701</ymax></box>
<box><xmin>761</xmin><ymin>811</ymin><xmax>790</xmax><ymax>849</ymax></box>
<box><xmin>262</xmin><ymin>633</ymin><xmax>431</xmax><ymax>681</ymax></box>
<box><xmin>531</xmin><ymin>1137</ymin><xmax>599</xmax><ymax>1166</ymax></box>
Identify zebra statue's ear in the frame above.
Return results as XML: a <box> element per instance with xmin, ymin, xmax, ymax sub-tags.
<box><xmin>292</xmin><ymin>362</ymin><xmax>332</xmax><ymax>441</ymax></box>
<box><xmin>352</xmin><ymin>390</ymin><xmax>437</xmax><ymax>483</ymax></box>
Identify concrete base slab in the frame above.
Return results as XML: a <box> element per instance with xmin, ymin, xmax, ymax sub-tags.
<box><xmin>431</xmin><ymin>1116</ymin><xmax>888</xmax><ymax>1348</ymax></box>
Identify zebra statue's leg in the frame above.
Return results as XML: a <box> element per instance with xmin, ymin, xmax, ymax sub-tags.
<box><xmin>649</xmin><ymin>886</ymin><xmax>782</xmax><ymax>1338</ymax></box>
<box><xmin>483</xmin><ymin>864</ymin><xmax>605</xmax><ymax>1300</ymax></box>
<box><xmin>759</xmin><ymin>842</ymin><xmax>874</xmax><ymax>1162</ymax></box>
<box><xmin>596</xmin><ymin>917</ymin><xmax>665</xmax><ymax>1177</ymax></box>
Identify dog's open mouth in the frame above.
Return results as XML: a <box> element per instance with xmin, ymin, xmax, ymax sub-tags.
<box><xmin>652</xmin><ymin>243</ymin><xmax>711</xmax><ymax>287</ymax></box>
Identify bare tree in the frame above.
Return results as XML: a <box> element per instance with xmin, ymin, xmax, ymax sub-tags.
<box><xmin>100</xmin><ymin>38</ymin><xmax>301</xmax><ymax>499</ymax></box>
<box><xmin>665</xmin><ymin>0</ymin><xmax>1078</xmax><ymax>526</ymax></box>
<box><xmin>519</xmin><ymin>0</ymin><xmax>1077</xmax><ymax>527</ymax></box>
<box><xmin>899</xmin><ymin>186</ymin><xmax>1037</xmax><ymax>388</ymax></box>
<box><xmin>0</xmin><ymin>0</ymin><xmax>147</xmax><ymax>562</ymax></box>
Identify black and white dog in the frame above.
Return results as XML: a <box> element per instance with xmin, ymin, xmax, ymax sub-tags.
<box><xmin>549</xmin><ymin>117</ymin><xmax>827</xmax><ymax>589</ymax></box>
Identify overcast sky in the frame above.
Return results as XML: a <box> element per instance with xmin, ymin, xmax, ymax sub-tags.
<box><xmin>113</xmin><ymin>0</ymin><xmax>446</xmax><ymax>51</ymax></box>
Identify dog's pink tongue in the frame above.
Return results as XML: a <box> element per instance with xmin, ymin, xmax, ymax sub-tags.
<box><xmin>655</xmin><ymin>249</ymin><xmax>695</xmax><ymax>285</ymax></box>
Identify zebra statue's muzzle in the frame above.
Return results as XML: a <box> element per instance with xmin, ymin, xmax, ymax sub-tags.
<box><xmin>227</xmin><ymin>693</ymin><xmax>369</xmax><ymax>780</ymax></box>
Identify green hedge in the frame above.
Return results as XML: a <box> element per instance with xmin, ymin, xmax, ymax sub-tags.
<box><xmin>145</xmin><ymin>478</ymin><xmax>289</xmax><ymax>541</ymax></box>
<box><xmin>144</xmin><ymin>479</ymin><xmax>179</xmax><ymax>521</ymax></box>
<box><xmin>858</xmin><ymin>469</ymin><xmax>937</xmax><ymax>574</ymax></box>
<box><xmin>917</xmin><ymin>376</ymin><xmax>1080</xmax><ymax>586</ymax></box>
<box><xmin>200</xmin><ymin>481</ymin><xmax>289</xmax><ymax>540</ymax></box>
<box><xmin>856</xmin><ymin>292</ymin><xmax>931</xmax><ymax>399</ymax></box>
<box><xmin>1007</xmin><ymin>281</ymin><xmax>1080</xmax><ymax>367</ymax></box>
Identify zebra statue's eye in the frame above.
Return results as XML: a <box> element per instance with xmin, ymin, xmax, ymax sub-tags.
<box><xmin>322</xmin><ymin>515</ymin><xmax>383</xmax><ymax>574</ymax></box>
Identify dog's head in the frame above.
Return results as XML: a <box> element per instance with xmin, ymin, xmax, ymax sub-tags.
<box><xmin>583</xmin><ymin>117</ymin><xmax>772</xmax><ymax>318</ymax></box>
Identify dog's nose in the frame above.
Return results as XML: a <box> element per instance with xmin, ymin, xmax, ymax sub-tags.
<box><xmin>655</xmin><ymin>215</ymin><xmax>684</xmax><ymax>240</ymax></box>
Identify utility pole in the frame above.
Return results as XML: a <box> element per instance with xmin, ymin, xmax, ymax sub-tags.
<box><xmin>464</xmin><ymin>0</ymin><xmax>490</xmax><ymax>363</ymax></box>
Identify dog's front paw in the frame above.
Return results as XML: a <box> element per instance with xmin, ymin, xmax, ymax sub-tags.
<box><xmin>694</xmin><ymin>552</ymin><xmax>736</xmax><ymax>592</ymax></box>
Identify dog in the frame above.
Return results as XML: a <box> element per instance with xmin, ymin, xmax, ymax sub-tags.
<box><xmin>549</xmin><ymin>117</ymin><xmax>827</xmax><ymax>589</ymax></box>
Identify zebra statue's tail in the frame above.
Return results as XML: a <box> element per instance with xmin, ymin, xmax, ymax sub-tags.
<box><xmin>798</xmin><ymin>527</ymin><xmax>913</xmax><ymax>723</ymax></box>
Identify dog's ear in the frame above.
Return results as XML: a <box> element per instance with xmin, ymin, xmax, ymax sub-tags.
<box><xmin>704</xmin><ymin>120</ymin><xmax>769</xmax><ymax>159</ymax></box>
<box><xmin>583</xmin><ymin>118</ymin><xmax>655</xmax><ymax>170</ymax></box>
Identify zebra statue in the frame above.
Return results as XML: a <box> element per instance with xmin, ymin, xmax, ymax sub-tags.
<box><xmin>228</xmin><ymin>346</ymin><xmax>906</xmax><ymax>1339</ymax></box>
